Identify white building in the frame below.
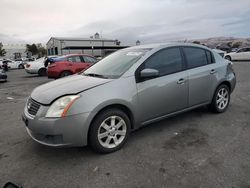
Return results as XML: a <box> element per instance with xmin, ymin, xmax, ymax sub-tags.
<box><xmin>2</xmin><ymin>43</ymin><xmax>27</xmax><ymax>59</ymax></box>
<box><xmin>46</xmin><ymin>36</ymin><xmax>128</xmax><ymax>57</ymax></box>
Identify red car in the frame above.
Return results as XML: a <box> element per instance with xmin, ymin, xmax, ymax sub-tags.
<box><xmin>47</xmin><ymin>54</ymin><xmax>97</xmax><ymax>78</ymax></box>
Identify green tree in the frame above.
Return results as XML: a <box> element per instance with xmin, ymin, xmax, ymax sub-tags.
<box><xmin>37</xmin><ymin>43</ymin><xmax>47</xmax><ymax>58</ymax></box>
<box><xmin>26</xmin><ymin>43</ymin><xmax>38</xmax><ymax>55</ymax></box>
<box><xmin>193</xmin><ymin>41</ymin><xmax>200</xmax><ymax>44</ymax></box>
<box><xmin>0</xmin><ymin>42</ymin><xmax>6</xmax><ymax>57</ymax></box>
<box><xmin>232</xmin><ymin>41</ymin><xmax>242</xmax><ymax>48</ymax></box>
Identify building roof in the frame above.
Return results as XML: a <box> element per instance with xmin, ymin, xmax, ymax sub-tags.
<box><xmin>47</xmin><ymin>37</ymin><xmax>117</xmax><ymax>45</ymax></box>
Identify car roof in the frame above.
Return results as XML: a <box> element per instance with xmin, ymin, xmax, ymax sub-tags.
<box><xmin>64</xmin><ymin>54</ymin><xmax>95</xmax><ymax>57</ymax></box>
<box><xmin>127</xmin><ymin>42</ymin><xmax>211</xmax><ymax>51</ymax></box>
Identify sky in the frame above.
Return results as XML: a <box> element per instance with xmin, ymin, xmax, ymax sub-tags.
<box><xmin>0</xmin><ymin>0</ymin><xmax>250</xmax><ymax>45</ymax></box>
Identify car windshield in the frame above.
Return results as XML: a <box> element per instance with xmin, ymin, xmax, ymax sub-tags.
<box><xmin>83</xmin><ymin>48</ymin><xmax>151</xmax><ymax>79</ymax></box>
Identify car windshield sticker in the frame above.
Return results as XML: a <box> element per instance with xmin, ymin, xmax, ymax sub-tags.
<box><xmin>126</xmin><ymin>52</ymin><xmax>143</xmax><ymax>56</ymax></box>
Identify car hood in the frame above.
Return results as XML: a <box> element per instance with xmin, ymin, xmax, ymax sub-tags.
<box><xmin>31</xmin><ymin>74</ymin><xmax>112</xmax><ymax>105</ymax></box>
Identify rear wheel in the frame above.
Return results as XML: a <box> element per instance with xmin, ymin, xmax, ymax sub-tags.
<box><xmin>89</xmin><ymin>109</ymin><xmax>130</xmax><ymax>153</ymax></box>
<box><xmin>18</xmin><ymin>64</ymin><xmax>24</xmax><ymax>69</ymax></box>
<box><xmin>38</xmin><ymin>68</ymin><xmax>47</xmax><ymax>76</ymax></box>
<box><xmin>60</xmin><ymin>71</ymin><xmax>72</xmax><ymax>78</ymax></box>
<box><xmin>210</xmin><ymin>84</ymin><xmax>230</xmax><ymax>113</ymax></box>
<box><xmin>225</xmin><ymin>55</ymin><xmax>231</xmax><ymax>61</ymax></box>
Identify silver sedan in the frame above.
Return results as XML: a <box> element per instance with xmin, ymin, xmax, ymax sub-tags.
<box><xmin>22</xmin><ymin>43</ymin><xmax>236</xmax><ymax>153</ymax></box>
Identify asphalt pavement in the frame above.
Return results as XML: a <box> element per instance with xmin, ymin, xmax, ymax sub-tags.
<box><xmin>0</xmin><ymin>62</ymin><xmax>250</xmax><ymax>188</ymax></box>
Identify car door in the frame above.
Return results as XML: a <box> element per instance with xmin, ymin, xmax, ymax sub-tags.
<box><xmin>245</xmin><ymin>48</ymin><xmax>250</xmax><ymax>60</ymax></box>
<box><xmin>8</xmin><ymin>60</ymin><xmax>17</xmax><ymax>69</ymax></box>
<box><xmin>235</xmin><ymin>48</ymin><xmax>247</xmax><ymax>60</ymax></box>
<box><xmin>136</xmin><ymin>47</ymin><xmax>188</xmax><ymax>122</ymax></box>
<box><xmin>67</xmin><ymin>56</ymin><xmax>83</xmax><ymax>73</ymax></box>
<box><xmin>183</xmin><ymin>47</ymin><xmax>216</xmax><ymax>106</ymax></box>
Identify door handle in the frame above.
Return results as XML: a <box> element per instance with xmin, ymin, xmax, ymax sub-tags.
<box><xmin>210</xmin><ymin>69</ymin><xmax>217</xmax><ymax>74</ymax></box>
<box><xmin>177</xmin><ymin>78</ymin><xmax>185</xmax><ymax>84</ymax></box>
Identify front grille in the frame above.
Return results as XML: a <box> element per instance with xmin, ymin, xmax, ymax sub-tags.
<box><xmin>27</xmin><ymin>98</ymin><xmax>40</xmax><ymax>116</ymax></box>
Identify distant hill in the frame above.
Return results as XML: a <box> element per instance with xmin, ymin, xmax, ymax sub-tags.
<box><xmin>190</xmin><ymin>37</ymin><xmax>250</xmax><ymax>49</ymax></box>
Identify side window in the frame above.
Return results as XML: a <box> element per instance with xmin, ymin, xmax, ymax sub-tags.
<box><xmin>246</xmin><ymin>48</ymin><xmax>250</xmax><ymax>52</ymax></box>
<box><xmin>144</xmin><ymin>47</ymin><xmax>183</xmax><ymax>76</ymax></box>
<box><xmin>184</xmin><ymin>47</ymin><xmax>208</xmax><ymax>69</ymax></box>
<box><xmin>68</xmin><ymin>57</ymin><xmax>75</xmax><ymax>62</ymax></box>
<box><xmin>68</xmin><ymin>56</ymin><xmax>81</xmax><ymax>63</ymax></box>
<box><xmin>238</xmin><ymin>48</ymin><xmax>246</xmax><ymax>53</ymax></box>
<box><xmin>83</xmin><ymin>56</ymin><xmax>97</xmax><ymax>63</ymax></box>
<box><xmin>205</xmin><ymin>50</ymin><xmax>215</xmax><ymax>64</ymax></box>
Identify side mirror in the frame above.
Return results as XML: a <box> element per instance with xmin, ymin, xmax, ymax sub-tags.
<box><xmin>140</xmin><ymin>68</ymin><xmax>159</xmax><ymax>78</ymax></box>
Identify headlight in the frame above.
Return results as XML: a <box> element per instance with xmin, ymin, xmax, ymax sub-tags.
<box><xmin>45</xmin><ymin>95</ymin><xmax>80</xmax><ymax>118</ymax></box>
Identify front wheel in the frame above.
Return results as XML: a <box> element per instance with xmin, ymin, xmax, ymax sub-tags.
<box><xmin>18</xmin><ymin>64</ymin><xmax>24</xmax><ymax>69</ymax></box>
<box><xmin>225</xmin><ymin>55</ymin><xmax>231</xmax><ymax>61</ymax></box>
<box><xmin>210</xmin><ymin>84</ymin><xmax>230</xmax><ymax>113</ymax></box>
<box><xmin>60</xmin><ymin>71</ymin><xmax>72</xmax><ymax>78</ymax></box>
<box><xmin>38</xmin><ymin>68</ymin><xmax>47</xmax><ymax>76</ymax></box>
<box><xmin>89</xmin><ymin>109</ymin><xmax>131</xmax><ymax>153</ymax></box>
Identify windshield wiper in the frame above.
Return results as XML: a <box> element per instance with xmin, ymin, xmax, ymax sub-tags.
<box><xmin>83</xmin><ymin>73</ymin><xmax>109</xmax><ymax>79</ymax></box>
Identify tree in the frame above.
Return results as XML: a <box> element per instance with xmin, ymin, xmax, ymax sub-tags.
<box><xmin>26</xmin><ymin>43</ymin><xmax>38</xmax><ymax>56</ymax></box>
<box><xmin>227</xmin><ymin>42</ymin><xmax>233</xmax><ymax>48</ymax></box>
<box><xmin>0</xmin><ymin>42</ymin><xmax>6</xmax><ymax>57</ymax></box>
<box><xmin>232</xmin><ymin>41</ymin><xmax>243</xmax><ymax>48</ymax></box>
<box><xmin>193</xmin><ymin>41</ymin><xmax>200</xmax><ymax>44</ymax></box>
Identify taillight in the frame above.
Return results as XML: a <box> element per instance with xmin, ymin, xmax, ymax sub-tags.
<box><xmin>26</xmin><ymin>64</ymin><xmax>30</xmax><ymax>68</ymax></box>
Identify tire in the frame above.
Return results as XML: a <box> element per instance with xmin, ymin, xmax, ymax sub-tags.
<box><xmin>18</xmin><ymin>64</ymin><xmax>24</xmax><ymax>69</ymax></box>
<box><xmin>60</xmin><ymin>71</ymin><xmax>72</xmax><ymax>78</ymax></box>
<box><xmin>225</xmin><ymin>55</ymin><xmax>231</xmax><ymax>61</ymax></box>
<box><xmin>38</xmin><ymin>68</ymin><xmax>47</xmax><ymax>76</ymax></box>
<box><xmin>210</xmin><ymin>84</ymin><xmax>230</xmax><ymax>113</ymax></box>
<box><xmin>89</xmin><ymin>108</ymin><xmax>131</xmax><ymax>153</ymax></box>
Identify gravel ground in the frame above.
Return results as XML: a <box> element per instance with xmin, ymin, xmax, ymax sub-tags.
<box><xmin>0</xmin><ymin>62</ymin><xmax>250</xmax><ymax>188</ymax></box>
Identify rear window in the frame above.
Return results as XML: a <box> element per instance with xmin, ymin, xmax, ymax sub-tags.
<box><xmin>183</xmin><ymin>47</ymin><xmax>208</xmax><ymax>69</ymax></box>
<box><xmin>205</xmin><ymin>51</ymin><xmax>215</xmax><ymax>64</ymax></box>
<box><xmin>51</xmin><ymin>57</ymin><xmax>66</xmax><ymax>62</ymax></box>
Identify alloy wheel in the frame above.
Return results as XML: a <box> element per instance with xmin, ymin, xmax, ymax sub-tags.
<box><xmin>216</xmin><ymin>88</ymin><xmax>229</xmax><ymax>110</ymax></box>
<box><xmin>97</xmin><ymin>115</ymin><xmax>127</xmax><ymax>149</ymax></box>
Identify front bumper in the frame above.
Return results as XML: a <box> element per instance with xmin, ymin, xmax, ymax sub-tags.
<box><xmin>25</xmin><ymin>68</ymin><xmax>38</xmax><ymax>74</ymax></box>
<box><xmin>22</xmin><ymin>104</ymin><xmax>91</xmax><ymax>147</ymax></box>
<box><xmin>0</xmin><ymin>74</ymin><xmax>7</xmax><ymax>81</ymax></box>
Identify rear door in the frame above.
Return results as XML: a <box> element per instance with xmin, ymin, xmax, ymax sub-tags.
<box><xmin>183</xmin><ymin>47</ymin><xmax>217</xmax><ymax>106</ymax></box>
<box><xmin>136</xmin><ymin>47</ymin><xmax>188</xmax><ymax>122</ymax></box>
<box><xmin>67</xmin><ymin>56</ymin><xmax>83</xmax><ymax>73</ymax></box>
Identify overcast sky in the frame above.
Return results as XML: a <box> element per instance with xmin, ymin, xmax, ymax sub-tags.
<box><xmin>0</xmin><ymin>0</ymin><xmax>249</xmax><ymax>45</ymax></box>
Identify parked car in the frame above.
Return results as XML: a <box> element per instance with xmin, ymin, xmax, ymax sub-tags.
<box><xmin>213</xmin><ymin>49</ymin><xmax>226</xmax><ymax>57</ymax></box>
<box><xmin>47</xmin><ymin>54</ymin><xmax>97</xmax><ymax>78</ymax></box>
<box><xmin>22</xmin><ymin>43</ymin><xmax>236</xmax><ymax>153</ymax></box>
<box><xmin>25</xmin><ymin>56</ymin><xmax>58</xmax><ymax>76</ymax></box>
<box><xmin>225</xmin><ymin>47</ymin><xmax>250</xmax><ymax>61</ymax></box>
<box><xmin>0</xmin><ymin>69</ymin><xmax>7</xmax><ymax>82</ymax></box>
<box><xmin>0</xmin><ymin>59</ymin><xmax>24</xmax><ymax>69</ymax></box>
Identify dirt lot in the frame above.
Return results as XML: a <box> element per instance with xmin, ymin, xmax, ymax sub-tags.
<box><xmin>0</xmin><ymin>62</ymin><xmax>250</xmax><ymax>188</ymax></box>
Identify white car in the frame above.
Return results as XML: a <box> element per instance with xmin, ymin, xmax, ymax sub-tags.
<box><xmin>0</xmin><ymin>59</ymin><xmax>24</xmax><ymax>69</ymax></box>
<box><xmin>224</xmin><ymin>47</ymin><xmax>250</xmax><ymax>61</ymax></box>
<box><xmin>25</xmin><ymin>56</ymin><xmax>58</xmax><ymax>76</ymax></box>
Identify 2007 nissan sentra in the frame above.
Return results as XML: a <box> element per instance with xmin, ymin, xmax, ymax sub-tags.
<box><xmin>22</xmin><ymin>43</ymin><xmax>236</xmax><ymax>153</ymax></box>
